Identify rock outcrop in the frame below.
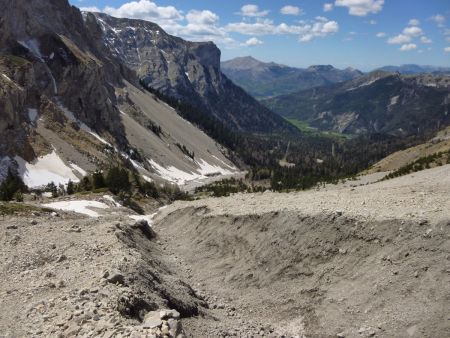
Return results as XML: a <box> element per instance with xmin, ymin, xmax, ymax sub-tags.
<box><xmin>90</xmin><ymin>13</ymin><xmax>298</xmax><ymax>135</ymax></box>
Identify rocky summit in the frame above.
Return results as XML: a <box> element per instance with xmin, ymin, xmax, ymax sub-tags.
<box><xmin>92</xmin><ymin>13</ymin><xmax>296</xmax><ymax>135</ymax></box>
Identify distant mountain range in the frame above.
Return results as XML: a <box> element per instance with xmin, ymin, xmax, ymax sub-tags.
<box><xmin>263</xmin><ymin>71</ymin><xmax>450</xmax><ymax>137</ymax></box>
<box><xmin>375</xmin><ymin>64</ymin><xmax>450</xmax><ymax>75</ymax></box>
<box><xmin>221</xmin><ymin>56</ymin><xmax>363</xmax><ymax>99</ymax></box>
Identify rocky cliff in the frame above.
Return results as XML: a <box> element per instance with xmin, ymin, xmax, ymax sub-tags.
<box><xmin>0</xmin><ymin>0</ymin><xmax>239</xmax><ymax>188</ymax></box>
<box><xmin>90</xmin><ymin>13</ymin><xmax>297</xmax><ymax>135</ymax></box>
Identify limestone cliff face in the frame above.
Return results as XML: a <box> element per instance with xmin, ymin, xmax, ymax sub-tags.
<box><xmin>0</xmin><ymin>0</ymin><xmax>127</xmax><ymax>148</ymax></box>
<box><xmin>92</xmin><ymin>13</ymin><xmax>297</xmax><ymax>135</ymax></box>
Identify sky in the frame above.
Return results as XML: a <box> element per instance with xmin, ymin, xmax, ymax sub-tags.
<box><xmin>71</xmin><ymin>0</ymin><xmax>450</xmax><ymax>71</ymax></box>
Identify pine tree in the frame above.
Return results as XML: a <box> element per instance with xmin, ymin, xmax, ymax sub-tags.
<box><xmin>0</xmin><ymin>169</ymin><xmax>27</xmax><ymax>201</ymax></box>
<box><xmin>106</xmin><ymin>167</ymin><xmax>130</xmax><ymax>195</ymax></box>
<box><xmin>67</xmin><ymin>180</ymin><xmax>75</xmax><ymax>195</ymax></box>
<box><xmin>92</xmin><ymin>171</ymin><xmax>106</xmax><ymax>189</ymax></box>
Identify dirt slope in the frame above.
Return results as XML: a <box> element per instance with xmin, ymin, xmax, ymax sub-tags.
<box><xmin>154</xmin><ymin>165</ymin><xmax>450</xmax><ymax>337</ymax></box>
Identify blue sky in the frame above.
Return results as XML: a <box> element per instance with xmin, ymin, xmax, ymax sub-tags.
<box><xmin>71</xmin><ymin>0</ymin><xmax>450</xmax><ymax>70</ymax></box>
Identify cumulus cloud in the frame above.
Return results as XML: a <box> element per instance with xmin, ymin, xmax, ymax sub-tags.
<box><xmin>323</xmin><ymin>3</ymin><xmax>334</xmax><ymax>12</ymax></box>
<box><xmin>226</xmin><ymin>17</ymin><xmax>339</xmax><ymax>42</ymax></box>
<box><xmin>238</xmin><ymin>4</ymin><xmax>269</xmax><ymax>17</ymax></box>
<box><xmin>444</xmin><ymin>47</ymin><xmax>450</xmax><ymax>52</ymax></box>
<box><xmin>335</xmin><ymin>0</ymin><xmax>384</xmax><ymax>16</ymax></box>
<box><xmin>399</xmin><ymin>43</ymin><xmax>417</xmax><ymax>51</ymax></box>
<box><xmin>280</xmin><ymin>5</ymin><xmax>302</xmax><ymax>16</ymax></box>
<box><xmin>430</xmin><ymin>14</ymin><xmax>446</xmax><ymax>27</ymax></box>
<box><xmin>186</xmin><ymin>10</ymin><xmax>219</xmax><ymax>25</ymax></box>
<box><xmin>103</xmin><ymin>0</ymin><xmax>183</xmax><ymax>26</ymax></box>
<box><xmin>402</xmin><ymin>26</ymin><xmax>423</xmax><ymax>37</ymax></box>
<box><xmin>376</xmin><ymin>32</ymin><xmax>386</xmax><ymax>38</ymax></box>
<box><xmin>408</xmin><ymin>19</ymin><xmax>420</xmax><ymax>26</ymax></box>
<box><xmin>387</xmin><ymin>24</ymin><xmax>425</xmax><ymax>45</ymax></box>
<box><xmin>387</xmin><ymin>34</ymin><xmax>412</xmax><ymax>44</ymax></box>
<box><xmin>420</xmin><ymin>36</ymin><xmax>432</xmax><ymax>44</ymax></box>
<box><xmin>243</xmin><ymin>37</ymin><xmax>263</xmax><ymax>46</ymax></box>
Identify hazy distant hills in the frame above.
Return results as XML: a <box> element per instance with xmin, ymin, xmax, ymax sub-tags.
<box><xmin>376</xmin><ymin>64</ymin><xmax>450</xmax><ymax>75</ymax></box>
<box><xmin>263</xmin><ymin>71</ymin><xmax>450</xmax><ymax>137</ymax></box>
<box><xmin>221</xmin><ymin>56</ymin><xmax>363</xmax><ymax>99</ymax></box>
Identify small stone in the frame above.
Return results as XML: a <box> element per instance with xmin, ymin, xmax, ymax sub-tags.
<box><xmin>6</xmin><ymin>225</ymin><xmax>18</xmax><ymax>229</ymax></box>
<box><xmin>160</xmin><ymin>309</ymin><xmax>180</xmax><ymax>320</ymax></box>
<box><xmin>168</xmin><ymin>319</ymin><xmax>180</xmax><ymax>336</ymax></box>
<box><xmin>337</xmin><ymin>333</ymin><xmax>345</xmax><ymax>338</ymax></box>
<box><xmin>56</xmin><ymin>254</ymin><xmax>67</xmax><ymax>263</ymax></box>
<box><xmin>31</xmin><ymin>220</ymin><xmax>38</xmax><ymax>225</ymax></box>
<box><xmin>107</xmin><ymin>272</ymin><xmax>125</xmax><ymax>285</ymax></box>
<box><xmin>143</xmin><ymin>311</ymin><xmax>163</xmax><ymax>329</ymax></box>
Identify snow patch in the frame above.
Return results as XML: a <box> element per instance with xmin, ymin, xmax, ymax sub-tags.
<box><xmin>43</xmin><ymin>200</ymin><xmax>109</xmax><ymax>218</ymax></box>
<box><xmin>197</xmin><ymin>159</ymin><xmax>233</xmax><ymax>176</ymax></box>
<box><xmin>103</xmin><ymin>195</ymin><xmax>122</xmax><ymax>207</ymax></box>
<box><xmin>389</xmin><ymin>95</ymin><xmax>399</xmax><ymax>106</ymax></box>
<box><xmin>142</xmin><ymin>175</ymin><xmax>153</xmax><ymax>183</ymax></box>
<box><xmin>69</xmin><ymin>163</ymin><xmax>87</xmax><ymax>177</ymax></box>
<box><xmin>15</xmin><ymin>151</ymin><xmax>80</xmax><ymax>188</ymax></box>
<box><xmin>148</xmin><ymin>159</ymin><xmax>200</xmax><ymax>185</ymax></box>
<box><xmin>28</xmin><ymin>108</ymin><xmax>38</xmax><ymax>124</ymax></box>
<box><xmin>148</xmin><ymin>158</ymin><xmax>236</xmax><ymax>186</ymax></box>
<box><xmin>57</xmin><ymin>101</ymin><xmax>112</xmax><ymax>146</ymax></box>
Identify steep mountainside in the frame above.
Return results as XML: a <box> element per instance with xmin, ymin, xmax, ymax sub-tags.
<box><xmin>92</xmin><ymin>14</ymin><xmax>297</xmax><ymax>135</ymax></box>
<box><xmin>376</xmin><ymin>64</ymin><xmax>450</xmax><ymax>75</ymax></box>
<box><xmin>221</xmin><ymin>56</ymin><xmax>362</xmax><ymax>98</ymax></box>
<box><xmin>0</xmin><ymin>0</ymin><xmax>238</xmax><ymax>189</ymax></box>
<box><xmin>263</xmin><ymin>71</ymin><xmax>450</xmax><ymax>136</ymax></box>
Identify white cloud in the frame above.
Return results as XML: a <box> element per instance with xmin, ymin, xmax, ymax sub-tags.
<box><xmin>445</xmin><ymin>47</ymin><xmax>450</xmax><ymax>53</ymax></box>
<box><xmin>402</xmin><ymin>26</ymin><xmax>423</xmax><ymax>37</ymax></box>
<box><xmin>376</xmin><ymin>32</ymin><xmax>386</xmax><ymax>38</ymax></box>
<box><xmin>186</xmin><ymin>10</ymin><xmax>219</xmax><ymax>25</ymax></box>
<box><xmin>280</xmin><ymin>5</ymin><xmax>302</xmax><ymax>16</ymax></box>
<box><xmin>408</xmin><ymin>19</ymin><xmax>420</xmax><ymax>26</ymax></box>
<box><xmin>103</xmin><ymin>0</ymin><xmax>183</xmax><ymax>26</ymax></box>
<box><xmin>420</xmin><ymin>36</ymin><xmax>432</xmax><ymax>44</ymax></box>
<box><xmin>335</xmin><ymin>0</ymin><xmax>384</xmax><ymax>16</ymax></box>
<box><xmin>243</xmin><ymin>37</ymin><xmax>263</xmax><ymax>46</ymax></box>
<box><xmin>226</xmin><ymin>17</ymin><xmax>339</xmax><ymax>42</ymax></box>
<box><xmin>80</xmin><ymin>6</ymin><xmax>101</xmax><ymax>12</ymax></box>
<box><xmin>430</xmin><ymin>14</ymin><xmax>446</xmax><ymax>27</ymax></box>
<box><xmin>400</xmin><ymin>43</ymin><xmax>417</xmax><ymax>51</ymax></box>
<box><xmin>387</xmin><ymin>34</ymin><xmax>412</xmax><ymax>44</ymax></box>
<box><xmin>369</xmin><ymin>19</ymin><xmax>377</xmax><ymax>25</ymax></box>
<box><xmin>238</xmin><ymin>4</ymin><xmax>269</xmax><ymax>17</ymax></box>
<box><xmin>323</xmin><ymin>3</ymin><xmax>334</xmax><ymax>12</ymax></box>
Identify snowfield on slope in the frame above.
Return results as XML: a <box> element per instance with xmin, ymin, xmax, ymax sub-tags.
<box><xmin>148</xmin><ymin>158</ymin><xmax>235</xmax><ymax>186</ymax></box>
<box><xmin>15</xmin><ymin>151</ymin><xmax>80</xmax><ymax>188</ymax></box>
<box><xmin>43</xmin><ymin>200</ymin><xmax>109</xmax><ymax>217</ymax></box>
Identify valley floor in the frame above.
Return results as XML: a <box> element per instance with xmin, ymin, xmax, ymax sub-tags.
<box><xmin>1</xmin><ymin>165</ymin><xmax>449</xmax><ymax>337</ymax></box>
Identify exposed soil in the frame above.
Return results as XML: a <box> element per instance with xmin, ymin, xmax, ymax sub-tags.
<box><xmin>1</xmin><ymin>165</ymin><xmax>450</xmax><ymax>338</ymax></box>
<box><xmin>154</xmin><ymin>164</ymin><xmax>450</xmax><ymax>337</ymax></box>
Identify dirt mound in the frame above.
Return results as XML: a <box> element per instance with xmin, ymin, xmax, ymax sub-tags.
<box><xmin>156</xmin><ymin>206</ymin><xmax>450</xmax><ymax>337</ymax></box>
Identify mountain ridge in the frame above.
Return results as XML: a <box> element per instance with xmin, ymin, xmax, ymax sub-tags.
<box><xmin>91</xmin><ymin>13</ymin><xmax>298</xmax><ymax>135</ymax></box>
<box><xmin>221</xmin><ymin>56</ymin><xmax>363</xmax><ymax>98</ymax></box>
<box><xmin>263</xmin><ymin>71</ymin><xmax>450</xmax><ymax>136</ymax></box>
